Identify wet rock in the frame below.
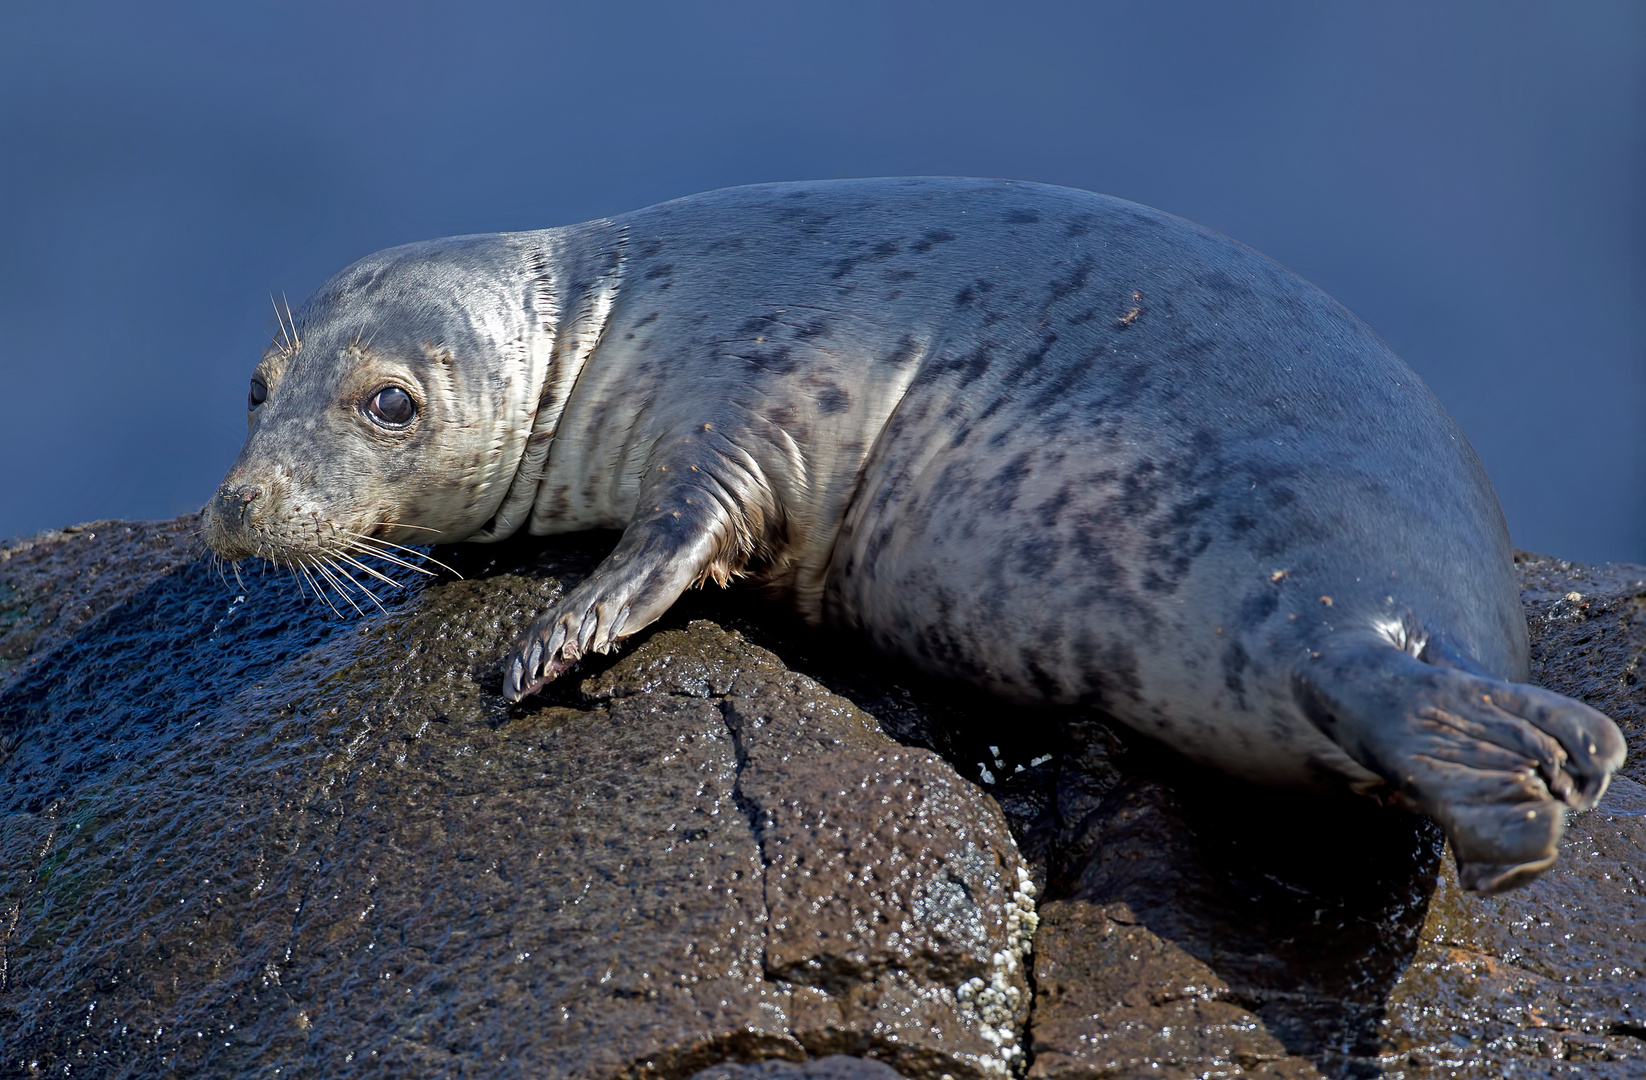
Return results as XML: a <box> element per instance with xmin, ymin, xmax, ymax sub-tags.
<box><xmin>1016</xmin><ymin>727</ymin><xmax>1443</xmax><ymax>1078</ymax></box>
<box><xmin>690</xmin><ymin>1055</ymin><xmax>905</xmax><ymax>1080</ymax></box>
<box><xmin>0</xmin><ymin>522</ymin><xmax>1640</xmax><ymax>1079</ymax></box>
<box><xmin>0</xmin><ymin>523</ymin><xmax>1028</xmax><ymax>1078</ymax></box>
<box><xmin>1515</xmin><ymin>551</ymin><xmax>1646</xmax><ymax>786</ymax></box>
<box><xmin>0</xmin><ymin>517</ymin><xmax>201</xmax><ymax>687</ymax></box>
<box><xmin>1379</xmin><ymin>777</ymin><xmax>1646</xmax><ymax>1078</ymax></box>
<box><xmin>1028</xmin><ymin>899</ymin><xmax>1323</xmax><ymax>1078</ymax></box>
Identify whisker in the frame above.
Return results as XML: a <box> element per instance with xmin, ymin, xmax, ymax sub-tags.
<box><xmin>323</xmin><ymin>555</ymin><xmax>389</xmax><ymax>614</ymax></box>
<box><xmin>281</xmin><ymin>292</ymin><xmax>300</xmax><ymax>351</ymax></box>
<box><xmin>340</xmin><ymin>539</ymin><xmax>435</xmax><ymax>578</ymax></box>
<box><xmin>340</xmin><ymin>536</ymin><xmax>434</xmax><ymax>572</ymax></box>
<box><xmin>373</xmin><ymin>521</ymin><xmax>443</xmax><ymax>534</ymax></box>
<box><xmin>343</xmin><ymin>536</ymin><xmax>445</xmax><ymax>576</ymax></box>
<box><xmin>290</xmin><ymin>563</ymin><xmax>326</xmax><ymax>608</ymax></box>
<box><xmin>330</xmin><ymin>549</ymin><xmax>404</xmax><ymax>590</ymax></box>
<box><xmin>296</xmin><ymin>560</ymin><xmax>344</xmax><ymax>618</ymax></box>
<box><xmin>270</xmin><ymin>294</ymin><xmax>294</xmax><ymax>353</ymax></box>
<box><xmin>312</xmin><ymin>560</ymin><xmax>367</xmax><ymax>617</ymax></box>
<box><xmin>270</xmin><ymin>294</ymin><xmax>286</xmax><ymax>350</ymax></box>
<box><xmin>338</xmin><ymin>530</ymin><xmax>462</xmax><ymax>577</ymax></box>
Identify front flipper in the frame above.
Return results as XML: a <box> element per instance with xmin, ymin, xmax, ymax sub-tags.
<box><xmin>503</xmin><ymin>435</ymin><xmax>775</xmax><ymax>702</ymax></box>
<box><xmin>1296</xmin><ymin>634</ymin><xmax>1626</xmax><ymax>893</ymax></box>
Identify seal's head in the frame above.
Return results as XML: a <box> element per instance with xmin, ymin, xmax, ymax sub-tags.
<box><xmin>203</xmin><ymin>235</ymin><xmax>551</xmax><ymax>582</ymax></box>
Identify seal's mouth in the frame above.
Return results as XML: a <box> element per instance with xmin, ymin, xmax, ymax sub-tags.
<box><xmin>201</xmin><ymin>487</ymin><xmax>455</xmax><ymax>615</ymax></box>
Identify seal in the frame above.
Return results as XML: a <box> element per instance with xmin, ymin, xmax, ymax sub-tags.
<box><xmin>202</xmin><ymin>177</ymin><xmax>1625</xmax><ymax>893</ymax></box>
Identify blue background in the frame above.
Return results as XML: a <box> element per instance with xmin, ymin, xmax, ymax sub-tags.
<box><xmin>2</xmin><ymin>1</ymin><xmax>1642</xmax><ymax>562</ymax></box>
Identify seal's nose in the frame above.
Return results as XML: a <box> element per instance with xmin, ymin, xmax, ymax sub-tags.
<box><xmin>202</xmin><ymin>482</ymin><xmax>267</xmax><ymax>558</ymax></box>
<box><xmin>218</xmin><ymin>483</ymin><xmax>263</xmax><ymax>525</ymax></box>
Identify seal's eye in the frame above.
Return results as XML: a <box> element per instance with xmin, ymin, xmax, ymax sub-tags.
<box><xmin>248</xmin><ymin>377</ymin><xmax>268</xmax><ymax>411</ymax></box>
<box><xmin>365</xmin><ymin>386</ymin><xmax>416</xmax><ymax>427</ymax></box>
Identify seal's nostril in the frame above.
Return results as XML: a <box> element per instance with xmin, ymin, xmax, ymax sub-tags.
<box><xmin>213</xmin><ymin>484</ymin><xmax>263</xmax><ymax>528</ymax></box>
<box><xmin>234</xmin><ymin>486</ymin><xmax>263</xmax><ymax>524</ymax></box>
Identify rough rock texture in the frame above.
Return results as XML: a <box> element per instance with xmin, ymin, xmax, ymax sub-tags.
<box><xmin>690</xmin><ymin>1056</ymin><xmax>906</xmax><ymax>1080</ymax></box>
<box><xmin>0</xmin><ymin>521</ymin><xmax>1640</xmax><ymax>1079</ymax></box>
<box><xmin>0</xmin><ymin>521</ymin><xmax>1030</xmax><ymax>1079</ymax></box>
<box><xmin>1516</xmin><ymin>551</ymin><xmax>1646</xmax><ymax>787</ymax></box>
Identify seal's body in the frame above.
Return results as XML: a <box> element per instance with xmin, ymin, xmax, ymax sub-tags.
<box><xmin>203</xmin><ymin>178</ymin><xmax>1624</xmax><ymax>892</ymax></box>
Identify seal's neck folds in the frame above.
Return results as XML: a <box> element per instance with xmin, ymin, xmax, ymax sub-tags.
<box><xmin>466</xmin><ymin>220</ymin><xmax>627</xmax><ymax>543</ymax></box>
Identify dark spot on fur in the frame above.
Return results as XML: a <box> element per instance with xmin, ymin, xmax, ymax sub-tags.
<box><xmin>863</xmin><ymin>522</ymin><xmax>898</xmax><ymax>576</ymax></box>
<box><xmin>932</xmin><ymin>343</ymin><xmax>991</xmax><ymax>384</ymax></box>
<box><xmin>738</xmin><ymin>344</ymin><xmax>797</xmax><ymax>375</ymax></box>
<box><xmin>979</xmin><ymin>451</ymin><xmax>1037</xmax><ymax>513</ymax></box>
<box><xmin>634</xmin><ymin>311</ymin><xmax>661</xmax><ymax>328</ymax></box>
<box><xmin>880</xmin><ymin>335</ymin><xmax>922</xmax><ymax>367</ymax></box>
<box><xmin>1222</xmin><ymin>641</ymin><xmax>1250</xmax><ymax>706</ymax></box>
<box><xmin>1064</xmin><ymin>214</ymin><xmax>1095</xmax><ymax>238</ymax></box>
<box><xmin>1005</xmin><ymin>209</ymin><xmax>1041</xmax><ymax>225</ymax></box>
<box><xmin>1022</xmin><ymin>651</ymin><xmax>1061</xmax><ymax>698</ymax></box>
<box><xmin>1118</xmin><ymin>460</ymin><xmax>1163</xmax><ymax>518</ymax></box>
<box><xmin>1048</xmin><ymin>259</ymin><xmax>1093</xmax><ymax>306</ymax></box>
<box><xmin>1011</xmin><ymin>535</ymin><xmax>1060</xmax><ymax>576</ymax></box>
<box><xmin>1028</xmin><ymin>347</ymin><xmax>1101</xmax><ymax>415</ymax></box>
<box><xmin>1239</xmin><ymin>588</ymin><xmax>1280</xmax><ymax>625</ymax></box>
<box><xmin>1080</xmin><ymin>641</ymin><xmax>1142</xmax><ymax>708</ymax></box>
<box><xmin>816</xmin><ymin>386</ymin><xmax>851</xmax><ymax>414</ymax></box>
<box><xmin>1037</xmin><ymin>485</ymin><xmax>1073</xmax><ymax>528</ymax></box>
<box><xmin>910</xmin><ymin>229</ymin><xmax>956</xmax><ymax>253</ymax></box>
<box><xmin>643</xmin><ymin>263</ymin><xmax>674</xmax><ymax>280</ymax></box>
<box><xmin>954</xmin><ymin>278</ymin><xmax>994</xmax><ymax>308</ymax></box>
<box><xmin>831</xmin><ymin>239</ymin><xmax>902</xmax><ymax>280</ymax></box>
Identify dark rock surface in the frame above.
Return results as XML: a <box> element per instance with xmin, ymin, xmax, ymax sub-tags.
<box><xmin>0</xmin><ymin>520</ymin><xmax>1640</xmax><ymax>1078</ymax></box>
<box><xmin>690</xmin><ymin>1055</ymin><xmax>906</xmax><ymax>1080</ymax></box>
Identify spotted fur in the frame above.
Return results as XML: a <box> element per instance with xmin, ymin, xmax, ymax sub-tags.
<box><xmin>206</xmin><ymin>178</ymin><xmax>1624</xmax><ymax>892</ymax></box>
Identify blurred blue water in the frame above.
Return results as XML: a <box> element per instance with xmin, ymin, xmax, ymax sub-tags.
<box><xmin>2</xmin><ymin>0</ymin><xmax>1641</xmax><ymax>561</ymax></box>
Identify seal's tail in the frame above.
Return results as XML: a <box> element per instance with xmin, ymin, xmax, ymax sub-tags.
<box><xmin>1293</xmin><ymin>633</ymin><xmax>1626</xmax><ymax>893</ymax></box>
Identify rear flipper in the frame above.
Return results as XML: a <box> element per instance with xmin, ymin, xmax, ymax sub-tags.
<box><xmin>1295</xmin><ymin>633</ymin><xmax>1626</xmax><ymax>894</ymax></box>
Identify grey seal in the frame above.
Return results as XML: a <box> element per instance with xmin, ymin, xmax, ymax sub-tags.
<box><xmin>202</xmin><ymin>177</ymin><xmax>1625</xmax><ymax>893</ymax></box>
